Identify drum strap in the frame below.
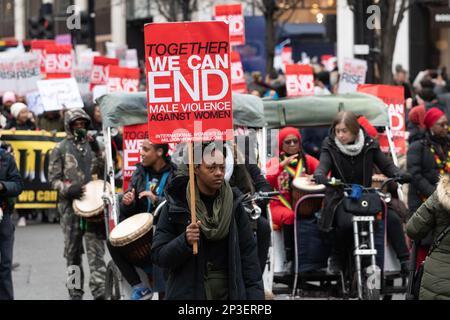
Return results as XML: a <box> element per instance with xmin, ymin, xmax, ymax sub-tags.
<box><xmin>145</xmin><ymin>171</ymin><xmax>170</xmax><ymax>212</ymax></box>
<box><xmin>277</xmin><ymin>194</ymin><xmax>292</xmax><ymax>210</ymax></box>
<box><xmin>283</xmin><ymin>156</ymin><xmax>304</xmax><ymax>179</ymax></box>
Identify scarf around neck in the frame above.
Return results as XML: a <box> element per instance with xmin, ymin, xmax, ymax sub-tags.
<box><xmin>186</xmin><ymin>180</ymin><xmax>233</xmax><ymax>241</ymax></box>
<box><xmin>334</xmin><ymin>129</ymin><xmax>365</xmax><ymax>157</ymax></box>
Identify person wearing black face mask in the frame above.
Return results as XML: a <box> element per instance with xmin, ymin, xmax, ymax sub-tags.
<box><xmin>48</xmin><ymin>108</ymin><xmax>106</xmax><ymax>300</ymax></box>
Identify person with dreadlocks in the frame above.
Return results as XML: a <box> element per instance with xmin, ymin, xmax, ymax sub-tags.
<box><xmin>266</xmin><ymin>127</ymin><xmax>320</xmax><ymax>272</ymax></box>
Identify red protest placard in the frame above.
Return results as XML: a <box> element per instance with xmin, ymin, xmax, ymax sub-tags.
<box><xmin>144</xmin><ymin>21</ymin><xmax>233</xmax><ymax>144</ymax></box>
<box><xmin>44</xmin><ymin>44</ymin><xmax>73</xmax><ymax>79</ymax></box>
<box><xmin>90</xmin><ymin>56</ymin><xmax>119</xmax><ymax>91</ymax></box>
<box><xmin>31</xmin><ymin>40</ymin><xmax>55</xmax><ymax>74</ymax></box>
<box><xmin>107</xmin><ymin>66</ymin><xmax>140</xmax><ymax>93</ymax></box>
<box><xmin>122</xmin><ymin>124</ymin><xmax>177</xmax><ymax>190</ymax></box>
<box><xmin>122</xmin><ymin>124</ymin><xmax>148</xmax><ymax>191</ymax></box>
<box><xmin>357</xmin><ymin>84</ymin><xmax>406</xmax><ymax>155</ymax></box>
<box><xmin>214</xmin><ymin>4</ymin><xmax>245</xmax><ymax>46</ymax></box>
<box><xmin>231</xmin><ymin>51</ymin><xmax>247</xmax><ymax>93</ymax></box>
<box><xmin>281</xmin><ymin>47</ymin><xmax>293</xmax><ymax>67</ymax></box>
<box><xmin>285</xmin><ymin>64</ymin><xmax>314</xmax><ymax>97</ymax></box>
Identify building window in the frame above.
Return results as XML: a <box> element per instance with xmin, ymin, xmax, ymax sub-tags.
<box><xmin>0</xmin><ymin>0</ymin><xmax>15</xmax><ymax>38</ymax></box>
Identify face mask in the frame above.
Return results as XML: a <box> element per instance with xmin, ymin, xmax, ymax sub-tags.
<box><xmin>74</xmin><ymin>128</ymin><xmax>87</xmax><ymax>141</ymax></box>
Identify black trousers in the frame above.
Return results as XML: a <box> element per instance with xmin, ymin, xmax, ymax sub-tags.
<box><xmin>334</xmin><ymin>207</ymin><xmax>409</xmax><ymax>261</ymax></box>
<box><xmin>0</xmin><ymin>213</ymin><xmax>14</xmax><ymax>300</ymax></box>
<box><xmin>256</xmin><ymin>216</ymin><xmax>271</xmax><ymax>274</ymax></box>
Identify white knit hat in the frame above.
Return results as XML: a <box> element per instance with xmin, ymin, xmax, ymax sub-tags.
<box><xmin>10</xmin><ymin>102</ymin><xmax>28</xmax><ymax>119</ymax></box>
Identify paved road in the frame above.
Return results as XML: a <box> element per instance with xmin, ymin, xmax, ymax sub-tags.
<box><xmin>12</xmin><ymin>217</ymin><xmax>110</xmax><ymax>300</ymax></box>
<box><xmin>11</xmin><ymin>216</ymin><xmax>405</xmax><ymax>300</ymax></box>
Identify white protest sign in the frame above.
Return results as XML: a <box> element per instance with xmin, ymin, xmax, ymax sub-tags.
<box><xmin>37</xmin><ymin>78</ymin><xmax>84</xmax><ymax>111</ymax></box>
<box><xmin>338</xmin><ymin>58</ymin><xmax>368</xmax><ymax>94</ymax></box>
<box><xmin>26</xmin><ymin>91</ymin><xmax>45</xmax><ymax>116</ymax></box>
<box><xmin>0</xmin><ymin>52</ymin><xmax>41</xmax><ymax>96</ymax></box>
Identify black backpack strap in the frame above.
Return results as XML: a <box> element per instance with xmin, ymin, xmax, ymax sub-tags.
<box><xmin>428</xmin><ymin>224</ymin><xmax>450</xmax><ymax>256</ymax></box>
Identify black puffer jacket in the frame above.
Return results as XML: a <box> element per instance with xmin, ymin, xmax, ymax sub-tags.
<box><xmin>314</xmin><ymin>130</ymin><xmax>401</xmax><ymax>231</ymax></box>
<box><xmin>0</xmin><ymin>148</ymin><xmax>23</xmax><ymax>214</ymax></box>
<box><xmin>151</xmin><ymin>175</ymin><xmax>264</xmax><ymax>300</ymax></box>
<box><xmin>407</xmin><ymin>133</ymin><xmax>448</xmax><ymax>215</ymax></box>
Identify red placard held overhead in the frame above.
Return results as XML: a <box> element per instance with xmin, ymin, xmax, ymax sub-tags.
<box><xmin>31</xmin><ymin>40</ymin><xmax>55</xmax><ymax>74</ymax></box>
<box><xmin>122</xmin><ymin>123</ymin><xmax>148</xmax><ymax>191</ymax></box>
<box><xmin>44</xmin><ymin>44</ymin><xmax>73</xmax><ymax>79</ymax></box>
<box><xmin>285</xmin><ymin>64</ymin><xmax>314</xmax><ymax>97</ymax></box>
<box><xmin>107</xmin><ymin>66</ymin><xmax>140</xmax><ymax>93</ymax></box>
<box><xmin>214</xmin><ymin>4</ymin><xmax>245</xmax><ymax>46</ymax></box>
<box><xmin>90</xmin><ymin>56</ymin><xmax>119</xmax><ymax>91</ymax></box>
<box><xmin>230</xmin><ymin>51</ymin><xmax>247</xmax><ymax>93</ymax></box>
<box><xmin>144</xmin><ymin>21</ymin><xmax>233</xmax><ymax>144</ymax></box>
<box><xmin>357</xmin><ymin>84</ymin><xmax>406</xmax><ymax>155</ymax></box>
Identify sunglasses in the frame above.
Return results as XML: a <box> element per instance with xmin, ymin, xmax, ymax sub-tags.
<box><xmin>435</xmin><ymin>122</ymin><xmax>448</xmax><ymax>128</ymax></box>
<box><xmin>284</xmin><ymin>138</ymin><xmax>299</xmax><ymax>146</ymax></box>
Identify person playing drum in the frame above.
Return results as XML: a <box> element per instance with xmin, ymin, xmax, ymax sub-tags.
<box><xmin>107</xmin><ymin>140</ymin><xmax>176</xmax><ymax>300</ymax></box>
<box><xmin>266</xmin><ymin>127</ymin><xmax>320</xmax><ymax>272</ymax></box>
<box><xmin>48</xmin><ymin>108</ymin><xmax>106</xmax><ymax>300</ymax></box>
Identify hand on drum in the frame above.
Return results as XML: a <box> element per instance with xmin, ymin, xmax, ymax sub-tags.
<box><xmin>139</xmin><ymin>190</ymin><xmax>159</xmax><ymax>203</ymax></box>
<box><xmin>185</xmin><ymin>221</ymin><xmax>201</xmax><ymax>246</ymax></box>
<box><xmin>122</xmin><ymin>188</ymin><xmax>135</xmax><ymax>206</ymax></box>
<box><xmin>280</xmin><ymin>154</ymin><xmax>298</xmax><ymax>168</ymax></box>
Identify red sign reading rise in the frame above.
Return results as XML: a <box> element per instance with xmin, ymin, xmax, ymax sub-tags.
<box><xmin>144</xmin><ymin>21</ymin><xmax>233</xmax><ymax>144</ymax></box>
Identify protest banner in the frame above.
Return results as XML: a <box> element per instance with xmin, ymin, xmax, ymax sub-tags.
<box><xmin>31</xmin><ymin>39</ymin><xmax>55</xmax><ymax>74</ymax></box>
<box><xmin>73</xmin><ymin>67</ymin><xmax>92</xmax><ymax>97</ymax></box>
<box><xmin>214</xmin><ymin>3</ymin><xmax>245</xmax><ymax>46</ymax></box>
<box><xmin>145</xmin><ymin>21</ymin><xmax>233</xmax><ymax>254</ymax></box>
<box><xmin>55</xmin><ymin>34</ymin><xmax>72</xmax><ymax>45</ymax></box>
<box><xmin>0</xmin><ymin>130</ymin><xmax>66</xmax><ymax>209</ymax></box>
<box><xmin>338</xmin><ymin>57</ymin><xmax>368</xmax><ymax>94</ymax></box>
<box><xmin>37</xmin><ymin>78</ymin><xmax>84</xmax><ymax>111</ymax></box>
<box><xmin>231</xmin><ymin>51</ymin><xmax>247</xmax><ymax>93</ymax></box>
<box><xmin>122</xmin><ymin>123</ymin><xmax>148</xmax><ymax>191</ymax></box>
<box><xmin>44</xmin><ymin>44</ymin><xmax>73</xmax><ymax>79</ymax></box>
<box><xmin>358</xmin><ymin>84</ymin><xmax>406</xmax><ymax>155</ymax></box>
<box><xmin>0</xmin><ymin>52</ymin><xmax>41</xmax><ymax>96</ymax></box>
<box><xmin>122</xmin><ymin>123</ymin><xmax>177</xmax><ymax>191</ymax></box>
<box><xmin>282</xmin><ymin>47</ymin><xmax>293</xmax><ymax>67</ymax></box>
<box><xmin>107</xmin><ymin>65</ymin><xmax>140</xmax><ymax>93</ymax></box>
<box><xmin>321</xmin><ymin>54</ymin><xmax>336</xmax><ymax>72</ymax></box>
<box><xmin>90</xmin><ymin>56</ymin><xmax>120</xmax><ymax>91</ymax></box>
<box><xmin>125</xmin><ymin>49</ymin><xmax>139</xmax><ymax>68</ymax></box>
<box><xmin>26</xmin><ymin>91</ymin><xmax>45</xmax><ymax>116</ymax></box>
<box><xmin>0</xmin><ymin>53</ymin><xmax>16</xmax><ymax>94</ymax></box>
<box><xmin>145</xmin><ymin>21</ymin><xmax>233</xmax><ymax>144</ymax></box>
<box><xmin>285</xmin><ymin>64</ymin><xmax>314</xmax><ymax>97</ymax></box>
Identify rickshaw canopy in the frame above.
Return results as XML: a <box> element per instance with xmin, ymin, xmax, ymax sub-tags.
<box><xmin>97</xmin><ymin>92</ymin><xmax>266</xmax><ymax>129</ymax></box>
<box><xmin>263</xmin><ymin>93</ymin><xmax>389</xmax><ymax>129</ymax></box>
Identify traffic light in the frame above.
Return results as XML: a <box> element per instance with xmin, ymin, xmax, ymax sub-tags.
<box><xmin>28</xmin><ymin>16</ymin><xmax>41</xmax><ymax>39</ymax></box>
<box><xmin>39</xmin><ymin>14</ymin><xmax>54</xmax><ymax>39</ymax></box>
<box><xmin>28</xmin><ymin>3</ymin><xmax>54</xmax><ymax>39</ymax></box>
<box><xmin>74</xmin><ymin>11</ymin><xmax>90</xmax><ymax>44</ymax></box>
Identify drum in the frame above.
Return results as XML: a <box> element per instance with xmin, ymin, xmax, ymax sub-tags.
<box><xmin>73</xmin><ymin>180</ymin><xmax>111</xmax><ymax>223</ymax></box>
<box><xmin>109</xmin><ymin>213</ymin><xmax>154</xmax><ymax>266</ymax></box>
<box><xmin>292</xmin><ymin>177</ymin><xmax>325</xmax><ymax>218</ymax></box>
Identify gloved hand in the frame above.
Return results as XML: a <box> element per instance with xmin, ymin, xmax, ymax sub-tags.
<box><xmin>67</xmin><ymin>183</ymin><xmax>84</xmax><ymax>200</ymax></box>
<box><xmin>396</xmin><ymin>172</ymin><xmax>412</xmax><ymax>184</ymax></box>
<box><xmin>314</xmin><ymin>175</ymin><xmax>328</xmax><ymax>185</ymax></box>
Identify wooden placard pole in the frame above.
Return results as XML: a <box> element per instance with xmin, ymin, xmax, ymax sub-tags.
<box><xmin>188</xmin><ymin>142</ymin><xmax>198</xmax><ymax>255</ymax></box>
